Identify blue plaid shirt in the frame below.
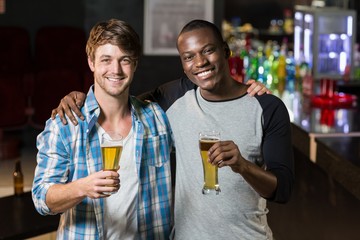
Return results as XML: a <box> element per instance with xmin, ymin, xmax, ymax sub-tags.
<box><xmin>32</xmin><ymin>87</ymin><xmax>173</xmax><ymax>240</ymax></box>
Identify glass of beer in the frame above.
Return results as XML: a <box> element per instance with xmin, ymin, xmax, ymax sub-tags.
<box><xmin>101</xmin><ymin>131</ymin><xmax>123</xmax><ymax>194</ymax></box>
<box><xmin>199</xmin><ymin>131</ymin><xmax>221</xmax><ymax>195</ymax></box>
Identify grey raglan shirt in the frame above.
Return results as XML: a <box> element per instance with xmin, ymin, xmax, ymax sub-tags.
<box><xmin>139</xmin><ymin>77</ymin><xmax>294</xmax><ymax>240</ymax></box>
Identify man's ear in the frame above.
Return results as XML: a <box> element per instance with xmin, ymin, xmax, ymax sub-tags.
<box><xmin>88</xmin><ymin>57</ymin><xmax>95</xmax><ymax>72</ymax></box>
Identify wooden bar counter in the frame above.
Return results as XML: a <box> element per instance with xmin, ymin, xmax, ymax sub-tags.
<box><xmin>0</xmin><ymin>192</ymin><xmax>59</xmax><ymax>240</ymax></box>
<box><xmin>316</xmin><ymin>137</ymin><xmax>360</xmax><ymax>200</ymax></box>
<box><xmin>267</xmin><ymin>91</ymin><xmax>360</xmax><ymax>240</ymax></box>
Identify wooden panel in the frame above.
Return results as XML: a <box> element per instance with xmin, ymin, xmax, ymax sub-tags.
<box><xmin>268</xmin><ymin>147</ymin><xmax>360</xmax><ymax>240</ymax></box>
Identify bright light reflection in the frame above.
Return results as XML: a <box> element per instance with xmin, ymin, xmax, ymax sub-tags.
<box><xmin>336</xmin><ymin>110</ymin><xmax>350</xmax><ymax>133</ymax></box>
<box><xmin>301</xmin><ymin>119</ymin><xmax>309</xmax><ymax>128</ymax></box>
<box><xmin>329</xmin><ymin>52</ymin><xmax>336</xmax><ymax>58</ymax></box>
<box><xmin>266</xmin><ymin>75</ymin><xmax>273</xmax><ymax>86</ymax></box>
<box><xmin>304</xmin><ymin>29</ymin><xmax>311</xmax><ymax>64</ymax></box>
<box><xmin>258</xmin><ymin>66</ymin><xmax>264</xmax><ymax>74</ymax></box>
<box><xmin>347</xmin><ymin>16</ymin><xmax>353</xmax><ymax>36</ymax></box>
<box><xmin>329</xmin><ymin>34</ymin><xmax>337</xmax><ymax>40</ymax></box>
<box><xmin>305</xmin><ymin>14</ymin><xmax>313</xmax><ymax>23</ymax></box>
<box><xmin>339</xmin><ymin>52</ymin><xmax>347</xmax><ymax>72</ymax></box>
<box><xmin>287</xmin><ymin>109</ymin><xmax>294</xmax><ymax>122</ymax></box>
<box><xmin>294</xmin><ymin>26</ymin><xmax>301</xmax><ymax>61</ymax></box>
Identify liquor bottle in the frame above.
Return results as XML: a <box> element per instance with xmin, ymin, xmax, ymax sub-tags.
<box><xmin>286</xmin><ymin>51</ymin><xmax>296</xmax><ymax>93</ymax></box>
<box><xmin>227</xmin><ymin>17</ymin><xmax>245</xmax><ymax>82</ymax></box>
<box><xmin>257</xmin><ymin>46</ymin><xmax>266</xmax><ymax>83</ymax></box>
<box><xmin>13</xmin><ymin>160</ymin><xmax>24</xmax><ymax>196</ymax></box>
<box><xmin>263</xmin><ymin>40</ymin><xmax>273</xmax><ymax>86</ymax></box>
<box><xmin>247</xmin><ymin>49</ymin><xmax>259</xmax><ymax>81</ymax></box>
<box><xmin>277</xmin><ymin>50</ymin><xmax>287</xmax><ymax>96</ymax></box>
<box><xmin>283</xmin><ymin>8</ymin><xmax>294</xmax><ymax>35</ymax></box>
<box><xmin>302</xmin><ymin>69</ymin><xmax>314</xmax><ymax>96</ymax></box>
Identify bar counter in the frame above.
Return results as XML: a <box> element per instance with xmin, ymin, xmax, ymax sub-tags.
<box><xmin>316</xmin><ymin>136</ymin><xmax>360</xmax><ymax>200</ymax></box>
<box><xmin>284</xmin><ymin>91</ymin><xmax>360</xmax><ymax>162</ymax></box>
<box><xmin>268</xmin><ymin>89</ymin><xmax>360</xmax><ymax>240</ymax></box>
<box><xmin>0</xmin><ymin>192</ymin><xmax>59</xmax><ymax>240</ymax></box>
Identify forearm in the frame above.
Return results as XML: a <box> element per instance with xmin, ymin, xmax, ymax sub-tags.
<box><xmin>46</xmin><ymin>180</ymin><xmax>86</xmax><ymax>214</ymax></box>
<box><xmin>239</xmin><ymin>160</ymin><xmax>277</xmax><ymax>199</ymax></box>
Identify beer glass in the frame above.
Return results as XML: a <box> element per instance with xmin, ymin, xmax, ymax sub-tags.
<box><xmin>199</xmin><ymin>131</ymin><xmax>220</xmax><ymax>195</ymax></box>
<box><xmin>101</xmin><ymin>131</ymin><xmax>123</xmax><ymax>194</ymax></box>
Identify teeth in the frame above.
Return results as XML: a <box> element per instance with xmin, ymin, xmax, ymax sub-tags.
<box><xmin>197</xmin><ymin>70</ymin><xmax>212</xmax><ymax>77</ymax></box>
<box><xmin>107</xmin><ymin>77</ymin><xmax>120</xmax><ymax>82</ymax></box>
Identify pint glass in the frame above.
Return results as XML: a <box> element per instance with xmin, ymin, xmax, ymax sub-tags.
<box><xmin>199</xmin><ymin>131</ymin><xmax>220</xmax><ymax>195</ymax></box>
<box><xmin>101</xmin><ymin>132</ymin><xmax>123</xmax><ymax>194</ymax></box>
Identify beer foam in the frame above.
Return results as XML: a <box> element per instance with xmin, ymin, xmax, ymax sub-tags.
<box><xmin>100</xmin><ymin>142</ymin><xmax>122</xmax><ymax>148</ymax></box>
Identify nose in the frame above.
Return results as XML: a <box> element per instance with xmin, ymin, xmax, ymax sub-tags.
<box><xmin>194</xmin><ymin>54</ymin><xmax>208</xmax><ymax>68</ymax></box>
<box><xmin>111</xmin><ymin>61</ymin><xmax>123</xmax><ymax>74</ymax></box>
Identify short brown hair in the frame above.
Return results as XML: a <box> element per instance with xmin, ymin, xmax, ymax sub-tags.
<box><xmin>86</xmin><ymin>19</ymin><xmax>141</xmax><ymax>62</ymax></box>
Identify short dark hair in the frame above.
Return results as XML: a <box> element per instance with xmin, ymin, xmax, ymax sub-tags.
<box><xmin>177</xmin><ymin>19</ymin><xmax>224</xmax><ymax>47</ymax></box>
<box><xmin>86</xmin><ymin>19</ymin><xmax>141</xmax><ymax>62</ymax></box>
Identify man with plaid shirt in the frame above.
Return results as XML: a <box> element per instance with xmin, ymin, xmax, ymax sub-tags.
<box><xmin>32</xmin><ymin>19</ymin><xmax>173</xmax><ymax>239</ymax></box>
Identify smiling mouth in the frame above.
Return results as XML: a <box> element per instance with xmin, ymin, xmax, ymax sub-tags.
<box><xmin>196</xmin><ymin>69</ymin><xmax>214</xmax><ymax>78</ymax></box>
<box><xmin>106</xmin><ymin>76</ymin><xmax>125</xmax><ymax>82</ymax></box>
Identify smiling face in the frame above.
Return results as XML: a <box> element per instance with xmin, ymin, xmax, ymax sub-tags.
<box><xmin>177</xmin><ymin>27</ymin><xmax>231</xmax><ymax>99</ymax></box>
<box><xmin>88</xmin><ymin>43</ymin><xmax>137</xmax><ymax>98</ymax></box>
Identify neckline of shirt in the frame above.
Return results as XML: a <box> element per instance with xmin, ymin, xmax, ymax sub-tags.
<box><xmin>196</xmin><ymin>88</ymin><xmax>248</xmax><ymax>103</ymax></box>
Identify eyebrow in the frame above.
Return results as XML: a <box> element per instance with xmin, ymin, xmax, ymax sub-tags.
<box><xmin>99</xmin><ymin>54</ymin><xmax>112</xmax><ymax>59</ymax></box>
<box><xmin>181</xmin><ymin>43</ymin><xmax>216</xmax><ymax>53</ymax></box>
<box><xmin>98</xmin><ymin>54</ymin><xmax>132</xmax><ymax>59</ymax></box>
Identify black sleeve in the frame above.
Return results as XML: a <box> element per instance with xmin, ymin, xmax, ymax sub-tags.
<box><xmin>257</xmin><ymin>94</ymin><xmax>295</xmax><ymax>203</ymax></box>
<box><xmin>137</xmin><ymin>77</ymin><xmax>197</xmax><ymax>112</ymax></box>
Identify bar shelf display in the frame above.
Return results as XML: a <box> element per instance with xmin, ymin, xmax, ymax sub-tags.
<box><xmin>294</xmin><ymin>5</ymin><xmax>357</xmax><ymax>80</ymax></box>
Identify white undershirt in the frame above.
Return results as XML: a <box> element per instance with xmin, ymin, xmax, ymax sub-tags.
<box><xmin>97</xmin><ymin>124</ymin><xmax>139</xmax><ymax>239</ymax></box>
